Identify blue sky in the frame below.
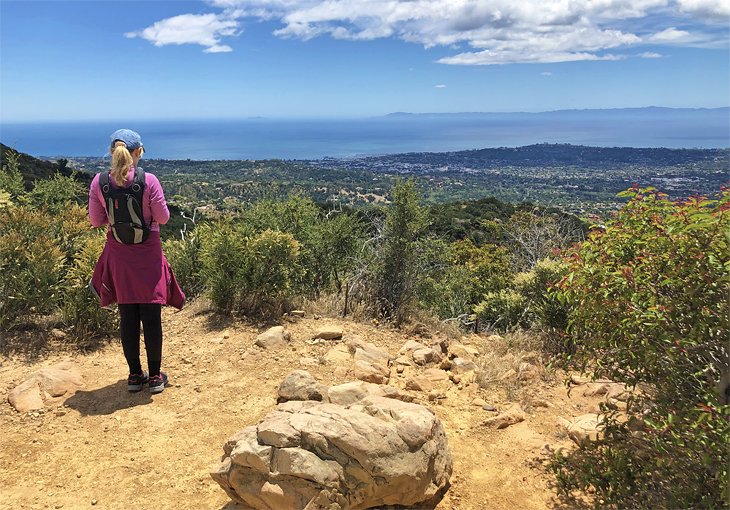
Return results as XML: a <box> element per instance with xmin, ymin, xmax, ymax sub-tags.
<box><xmin>1</xmin><ymin>0</ymin><xmax>728</xmax><ymax>121</ymax></box>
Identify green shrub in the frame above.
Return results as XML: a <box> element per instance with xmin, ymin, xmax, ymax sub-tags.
<box><xmin>163</xmin><ymin>232</ymin><xmax>204</xmax><ymax>299</ymax></box>
<box><xmin>198</xmin><ymin>219</ymin><xmax>250</xmax><ymax>313</ymax></box>
<box><xmin>370</xmin><ymin>179</ymin><xmax>428</xmax><ymax>324</ymax></box>
<box><xmin>198</xmin><ymin>220</ymin><xmax>302</xmax><ymax>318</ymax></box>
<box><xmin>550</xmin><ymin>187</ymin><xmax>730</xmax><ymax>509</ymax></box>
<box><xmin>0</xmin><ymin>206</ymin><xmax>65</xmax><ymax>329</ymax></box>
<box><xmin>0</xmin><ymin>149</ymin><xmax>26</xmax><ymax>200</ymax></box>
<box><xmin>237</xmin><ymin>229</ymin><xmax>301</xmax><ymax>316</ymax></box>
<box><xmin>474</xmin><ymin>289</ymin><xmax>529</xmax><ymax>331</ymax></box>
<box><xmin>418</xmin><ymin>238</ymin><xmax>512</xmax><ymax>321</ymax></box>
<box><xmin>27</xmin><ymin>172</ymin><xmax>85</xmax><ymax>213</ymax></box>
<box><xmin>62</xmin><ymin>231</ymin><xmax>116</xmax><ymax>339</ymax></box>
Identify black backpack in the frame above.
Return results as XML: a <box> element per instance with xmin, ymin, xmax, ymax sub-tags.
<box><xmin>99</xmin><ymin>168</ymin><xmax>150</xmax><ymax>244</ymax></box>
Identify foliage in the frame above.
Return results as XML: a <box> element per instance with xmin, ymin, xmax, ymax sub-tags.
<box><xmin>0</xmin><ymin>149</ymin><xmax>26</xmax><ymax>200</ymax></box>
<box><xmin>369</xmin><ymin>179</ymin><xmax>428</xmax><ymax>324</ymax></box>
<box><xmin>27</xmin><ymin>172</ymin><xmax>85</xmax><ymax>213</ymax></box>
<box><xmin>418</xmin><ymin>238</ymin><xmax>512</xmax><ymax>320</ymax></box>
<box><xmin>0</xmin><ymin>206</ymin><xmax>65</xmax><ymax>329</ymax></box>
<box><xmin>163</xmin><ymin>232</ymin><xmax>204</xmax><ymax>299</ymax></box>
<box><xmin>473</xmin><ymin>289</ymin><xmax>529</xmax><ymax>332</ymax></box>
<box><xmin>197</xmin><ymin>220</ymin><xmax>302</xmax><ymax>318</ymax></box>
<box><xmin>550</xmin><ymin>187</ymin><xmax>730</xmax><ymax>509</ymax></box>
<box><xmin>62</xmin><ymin>231</ymin><xmax>116</xmax><ymax>339</ymax></box>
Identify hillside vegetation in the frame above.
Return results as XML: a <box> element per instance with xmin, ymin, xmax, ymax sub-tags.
<box><xmin>1</xmin><ymin>146</ymin><xmax>728</xmax><ymax>509</ymax></box>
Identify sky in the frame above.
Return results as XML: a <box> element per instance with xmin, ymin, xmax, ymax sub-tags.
<box><xmin>0</xmin><ymin>0</ymin><xmax>728</xmax><ymax>121</ymax></box>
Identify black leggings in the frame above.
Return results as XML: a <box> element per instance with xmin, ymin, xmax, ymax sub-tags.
<box><xmin>119</xmin><ymin>303</ymin><xmax>163</xmax><ymax>377</ymax></box>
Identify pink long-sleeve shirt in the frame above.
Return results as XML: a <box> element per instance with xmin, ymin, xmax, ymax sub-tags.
<box><xmin>89</xmin><ymin>168</ymin><xmax>170</xmax><ymax>231</ymax></box>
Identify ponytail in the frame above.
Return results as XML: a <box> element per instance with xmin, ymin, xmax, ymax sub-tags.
<box><xmin>110</xmin><ymin>141</ymin><xmax>133</xmax><ymax>186</ymax></box>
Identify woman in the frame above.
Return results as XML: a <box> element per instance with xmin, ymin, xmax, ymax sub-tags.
<box><xmin>89</xmin><ymin>129</ymin><xmax>185</xmax><ymax>394</ymax></box>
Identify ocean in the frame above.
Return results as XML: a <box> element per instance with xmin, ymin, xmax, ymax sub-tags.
<box><xmin>1</xmin><ymin>109</ymin><xmax>728</xmax><ymax>160</ymax></box>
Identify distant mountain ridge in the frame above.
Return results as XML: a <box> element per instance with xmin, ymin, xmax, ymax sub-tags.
<box><xmin>1</xmin><ymin>142</ymin><xmax>91</xmax><ymax>188</ymax></box>
<box><xmin>349</xmin><ymin>143</ymin><xmax>729</xmax><ymax>169</ymax></box>
<box><xmin>385</xmin><ymin>106</ymin><xmax>730</xmax><ymax>117</ymax></box>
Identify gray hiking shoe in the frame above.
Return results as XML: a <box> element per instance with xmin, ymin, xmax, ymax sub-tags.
<box><xmin>149</xmin><ymin>372</ymin><xmax>168</xmax><ymax>394</ymax></box>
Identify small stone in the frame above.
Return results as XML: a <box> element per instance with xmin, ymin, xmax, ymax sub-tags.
<box><xmin>91</xmin><ymin>500</ymin><xmax>97</xmax><ymax>506</ymax></box>
<box><xmin>50</xmin><ymin>329</ymin><xmax>67</xmax><ymax>339</ymax></box>
<box><xmin>290</xmin><ymin>310</ymin><xmax>305</xmax><ymax>317</ymax></box>
<box><xmin>313</xmin><ymin>325</ymin><xmax>344</xmax><ymax>341</ymax></box>
<box><xmin>472</xmin><ymin>398</ymin><xmax>487</xmax><ymax>407</ymax></box>
<box><xmin>482</xmin><ymin>404</ymin><xmax>497</xmax><ymax>412</ymax></box>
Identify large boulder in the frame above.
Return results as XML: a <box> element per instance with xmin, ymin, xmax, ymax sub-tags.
<box><xmin>212</xmin><ymin>383</ymin><xmax>452</xmax><ymax>510</ymax></box>
<box><xmin>256</xmin><ymin>326</ymin><xmax>291</xmax><ymax>350</ymax></box>
<box><xmin>277</xmin><ymin>371</ymin><xmax>328</xmax><ymax>404</ymax></box>
<box><xmin>8</xmin><ymin>361</ymin><xmax>85</xmax><ymax>413</ymax></box>
<box><xmin>352</xmin><ymin>342</ymin><xmax>391</xmax><ymax>385</ymax></box>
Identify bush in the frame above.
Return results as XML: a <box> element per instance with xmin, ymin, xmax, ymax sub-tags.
<box><xmin>474</xmin><ymin>289</ymin><xmax>529</xmax><ymax>331</ymax></box>
<box><xmin>198</xmin><ymin>220</ymin><xmax>302</xmax><ymax>318</ymax></box>
<box><xmin>550</xmin><ymin>188</ymin><xmax>730</xmax><ymax>509</ymax></box>
<box><xmin>62</xmin><ymin>231</ymin><xmax>116</xmax><ymax>339</ymax></box>
<box><xmin>163</xmin><ymin>232</ymin><xmax>204</xmax><ymax>299</ymax></box>
<box><xmin>418</xmin><ymin>238</ymin><xmax>512</xmax><ymax>321</ymax></box>
<box><xmin>370</xmin><ymin>179</ymin><xmax>428</xmax><ymax>324</ymax></box>
<box><xmin>0</xmin><ymin>206</ymin><xmax>66</xmax><ymax>329</ymax></box>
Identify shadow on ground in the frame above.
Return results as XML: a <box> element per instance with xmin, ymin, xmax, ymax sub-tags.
<box><xmin>64</xmin><ymin>379</ymin><xmax>153</xmax><ymax>415</ymax></box>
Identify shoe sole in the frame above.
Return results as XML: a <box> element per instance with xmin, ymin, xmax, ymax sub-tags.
<box><xmin>128</xmin><ymin>384</ymin><xmax>145</xmax><ymax>392</ymax></box>
<box><xmin>149</xmin><ymin>385</ymin><xmax>165</xmax><ymax>394</ymax></box>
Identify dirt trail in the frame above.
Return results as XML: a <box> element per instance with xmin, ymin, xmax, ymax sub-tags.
<box><xmin>0</xmin><ymin>306</ymin><xmax>600</xmax><ymax>510</ymax></box>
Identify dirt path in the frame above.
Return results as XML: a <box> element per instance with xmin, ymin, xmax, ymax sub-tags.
<box><xmin>0</xmin><ymin>306</ymin><xmax>599</xmax><ymax>510</ymax></box>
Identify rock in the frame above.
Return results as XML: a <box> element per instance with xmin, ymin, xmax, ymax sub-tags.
<box><xmin>472</xmin><ymin>398</ymin><xmax>487</xmax><ymax>407</ymax></box>
<box><xmin>332</xmin><ymin>367</ymin><xmax>350</xmax><ymax>380</ymax></box>
<box><xmin>344</xmin><ymin>335</ymin><xmax>368</xmax><ymax>353</ymax></box>
<box><xmin>531</xmin><ymin>398</ymin><xmax>553</xmax><ymax>408</ymax></box>
<box><xmin>256</xmin><ymin>326</ymin><xmax>291</xmax><ymax>350</ymax></box>
<box><xmin>412</xmin><ymin>347</ymin><xmax>440</xmax><ymax>366</ymax></box>
<box><xmin>450</xmin><ymin>357</ymin><xmax>477</xmax><ymax>375</ymax></box>
<box><xmin>353</xmin><ymin>342</ymin><xmax>391</xmax><ymax>384</ymax></box>
<box><xmin>328</xmin><ymin>381</ymin><xmax>412</xmax><ymax>406</ymax></box>
<box><xmin>517</xmin><ymin>362</ymin><xmax>540</xmax><ymax>382</ymax></box>
<box><xmin>583</xmin><ymin>383</ymin><xmax>609</xmax><ymax>397</ymax></box>
<box><xmin>570</xmin><ymin>373</ymin><xmax>591</xmax><ymax>385</ymax></box>
<box><xmin>405</xmin><ymin>376</ymin><xmax>433</xmax><ymax>392</ymax></box>
<box><xmin>290</xmin><ymin>310</ymin><xmax>306</xmax><ymax>318</ymax></box>
<box><xmin>448</xmin><ymin>344</ymin><xmax>479</xmax><ymax>360</ymax></box>
<box><xmin>313</xmin><ymin>326</ymin><xmax>343</xmax><ymax>341</ymax></box>
<box><xmin>399</xmin><ymin>340</ymin><xmax>427</xmax><ymax>355</ymax></box>
<box><xmin>564</xmin><ymin>414</ymin><xmax>603</xmax><ymax>445</ymax></box>
<box><xmin>482</xmin><ymin>404</ymin><xmax>525</xmax><ymax>429</ymax></box>
<box><xmin>50</xmin><ymin>329</ymin><xmax>67</xmax><ymax>339</ymax></box>
<box><xmin>213</xmin><ymin>387</ymin><xmax>452</xmax><ymax>510</ymax></box>
<box><xmin>278</xmin><ymin>371</ymin><xmax>328</xmax><ymax>404</ymax></box>
<box><xmin>423</xmin><ymin>368</ymin><xmax>450</xmax><ymax>383</ymax></box>
<box><xmin>8</xmin><ymin>361</ymin><xmax>85</xmax><ymax>413</ymax></box>
<box><xmin>353</xmin><ymin>361</ymin><xmax>389</xmax><ymax>385</ymax></box>
<box><xmin>323</xmin><ymin>344</ymin><xmax>351</xmax><ymax>365</ymax></box>
<box><xmin>393</xmin><ymin>355</ymin><xmax>412</xmax><ymax>367</ymax></box>
<box><xmin>299</xmin><ymin>357</ymin><xmax>319</xmax><ymax>367</ymax></box>
<box><xmin>500</xmin><ymin>369</ymin><xmax>517</xmax><ymax>380</ymax></box>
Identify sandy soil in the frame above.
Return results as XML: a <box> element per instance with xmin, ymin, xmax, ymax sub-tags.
<box><xmin>0</xmin><ymin>305</ymin><xmax>601</xmax><ymax>510</ymax></box>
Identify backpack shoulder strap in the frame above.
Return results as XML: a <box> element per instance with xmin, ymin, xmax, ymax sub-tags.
<box><xmin>133</xmin><ymin>167</ymin><xmax>146</xmax><ymax>191</ymax></box>
<box><xmin>99</xmin><ymin>172</ymin><xmax>111</xmax><ymax>199</ymax></box>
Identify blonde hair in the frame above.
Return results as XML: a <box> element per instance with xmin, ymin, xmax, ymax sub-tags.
<box><xmin>111</xmin><ymin>141</ymin><xmax>132</xmax><ymax>186</ymax></box>
<box><xmin>110</xmin><ymin>141</ymin><xmax>144</xmax><ymax>186</ymax></box>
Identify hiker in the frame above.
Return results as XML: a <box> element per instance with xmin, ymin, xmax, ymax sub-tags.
<box><xmin>88</xmin><ymin>129</ymin><xmax>185</xmax><ymax>394</ymax></box>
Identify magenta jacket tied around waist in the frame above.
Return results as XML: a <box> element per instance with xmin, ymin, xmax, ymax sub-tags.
<box><xmin>89</xmin><ymin>168</ymin><xmax>185</xmax><ymax>309</ymax></box>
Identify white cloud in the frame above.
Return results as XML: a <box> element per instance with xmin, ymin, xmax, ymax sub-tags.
<box><xmin>125</xmin><ymin>13</ymin><xmax>239</xmax><ymax>53</ymax></box>
<box><xmin>434</xmin><ymin>84</ymin><xmax>447</xmax><ymax>88</ymax></box>
<box><xmin>649</xmin><ymin>27</ymin><xmax>693</xmax><ymax>42</ymax></box>
<box><xmin>541</xmin><ymin>71</ymin><xmax>553</xmax><ymax>75</ymax></box>
<box><xmin>639</xmin><ymin>51</ymin><xmax>663</xmax><ymax>57</ymax></box>
<box><xmin>127</xmin><ymin>0</ymin><xmax>729</xmax><ymax>62</ymax></box>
